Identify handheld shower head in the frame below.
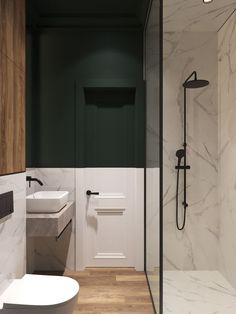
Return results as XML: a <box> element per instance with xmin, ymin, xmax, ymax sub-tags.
<box><xmin>176</xmin><ymin>149</ymin><xmax>185</xmax><ymax>166</ymax></box>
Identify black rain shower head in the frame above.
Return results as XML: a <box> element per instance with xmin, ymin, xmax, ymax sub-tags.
<box><xmin>183</xmin><ymin>79</ymin><xmax>209</xmax><ymax>89</ymax></box>
<box><xmin>182</xmin><ymin>71</ymin><xmax>209</xmax><ymax>89</ymax></box>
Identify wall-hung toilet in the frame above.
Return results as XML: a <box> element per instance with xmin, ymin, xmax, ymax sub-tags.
<box><xmin>0</xmin><ymin>274</ymin><xmax>79</xmax><ymax>314</ymax></box>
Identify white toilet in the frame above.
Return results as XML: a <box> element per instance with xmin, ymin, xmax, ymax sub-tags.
<box><xmin>0</xmin><ymin>274</ymin><xmax>79</xmax><ymax>314</ymax></box>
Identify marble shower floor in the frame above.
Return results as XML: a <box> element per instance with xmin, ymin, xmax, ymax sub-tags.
<box><xmin>164</xmin><ymin>271</ymin><xmax>236</xmax><ymax>314</ymax></box>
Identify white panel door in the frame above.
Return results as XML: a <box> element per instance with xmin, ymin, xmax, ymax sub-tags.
<box><xmin>76</xmin><ymin>168</ymin><xmax>144</xmax><ymax>269</ymax></box>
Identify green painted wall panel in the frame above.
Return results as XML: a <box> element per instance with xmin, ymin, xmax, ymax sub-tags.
<box><xmin>26</xmin><ymin>29</ymin><xmax>145</xmax><ymax>167</ymax></box>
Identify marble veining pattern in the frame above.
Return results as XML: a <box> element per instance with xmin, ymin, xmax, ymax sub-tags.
<box><xmin>164</xmin><ymin>0</ymin><xmax>236</xmax><ymax>32</ymax></box>
<box><xmin>163</xmin><ymin>31</ymin><xmax>219</xmax><ymax>271</ymax></box>
<box><xmin>27</xmin><ymin>201</ymin><xmax>74</xmax><ymax>237</ymax></box>
<box><xmin>0</xmin><ymin>173</ymin><xmax>26</xmax><ymax>288</ymax></box>
<box><xmin>218</xmin><ymin>11</ymin><xmax>236</xmax><ymax>289</ymax></box>
<box><xmin>164</xmin><ymin>271</ymin><xmax>236</xmax><ymax>313</ymax></box>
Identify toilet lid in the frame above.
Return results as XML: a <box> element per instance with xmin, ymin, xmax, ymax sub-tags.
<box><xmin>0</xmin><ymin>274</ymin><xmax>79</xmax><ymax>309</ymax></box>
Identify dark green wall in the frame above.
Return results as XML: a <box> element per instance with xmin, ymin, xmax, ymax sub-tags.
<box><xmin>27</xmin><ymin>29</ymin><xmax>145</xmax><ymax>167</ymax></box>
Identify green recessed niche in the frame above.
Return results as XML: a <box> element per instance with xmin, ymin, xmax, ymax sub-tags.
<box><xmin>84</xmin><ymin>87</ymin><xmax>136</xmax><ymax>106</ymax></box>
<box><xmin>77</xmin><ymin>79</ymin><xmax>145</xmax><ymax>168</ymax></box>
<box><xmin>75</xmin><ymin>85</ymin><xmax>143</xmax><ymax>167</ymax></box>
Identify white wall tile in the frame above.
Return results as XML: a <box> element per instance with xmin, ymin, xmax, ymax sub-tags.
<box><xmin>218</xmin><ymin>11</ymin><xmax>236</xmax><ymax>289</ymax></box>
<box><xmin>163</xmin><ymin>32</ymin><xmax>219</xmax><ymax>270</ymax></box>
<box><xmin>0</xmin><ymin>173</ymin><xmax>26</xmax><ymax>289</ymax></box>
<box><xmin>164</xmin><ymin>0</ymin><xmax>236</xmax><ymax>32</ymax></box>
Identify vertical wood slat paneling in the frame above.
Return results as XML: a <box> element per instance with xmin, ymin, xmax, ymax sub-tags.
<box><xmin>0</xmin><ymin>0</ymin><xmax>25</xmax><ymax>70</ymax></box>
<box><xmin>0</xmin><ymin>0</ymin><xmax>25</xmax><ymax>175</ymax></box>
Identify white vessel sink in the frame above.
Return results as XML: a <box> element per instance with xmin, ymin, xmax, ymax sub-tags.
<box><xmin>26</xmin><ymin>191</ymin><xmax>69</xmax><ymax>213</ymax></box>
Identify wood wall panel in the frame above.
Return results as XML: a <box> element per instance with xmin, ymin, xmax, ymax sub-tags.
<box><xmin>0</xmin><ymin>53</ymin><xmax>25</xmax><ymax>174</ymax></box>
<box><xmin>0</xmin><ymin>0</ymin><xmax>25</xmax><ymax>70</ymax></box>
<box><xmin>0</xmin><ymin>0</ymin><xmax>25</xmax><ymax>175</ymax></box>
<box><xmin>13</xmin><ymin>59</ymin><xmax>25</xmax><ymax>172</ymax></box>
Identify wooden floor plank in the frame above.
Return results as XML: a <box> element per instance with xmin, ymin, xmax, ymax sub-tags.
<box><xmin>36</xmin><ymin>268</ymin><xmax>156</xmax><ymax>314</ymax></box>
<box><xmin>72</xmin><ymin>268</ymin><xmax>155</xmax><ymax>313</ymax></box>
<box><xmin>116</xmin><ymin>275</ymin><xmax>147</xmax><ymax>282</ymax></box>
<box><xmin>75</xmin><ymin>303</ymin><xmax>154</xmax><ymax>312</ymax></box>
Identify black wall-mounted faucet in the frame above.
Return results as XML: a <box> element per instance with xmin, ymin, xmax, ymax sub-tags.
<box><xmin>26</xmin><ymin>176</ymin><xmax>44</xmax><ymax>188</ymax></box>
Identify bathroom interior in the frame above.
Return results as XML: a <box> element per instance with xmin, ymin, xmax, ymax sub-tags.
<box><xmin>1</xmin><ymin>0</ymin><xmax>236</xmax><ymax>313</ymax></box>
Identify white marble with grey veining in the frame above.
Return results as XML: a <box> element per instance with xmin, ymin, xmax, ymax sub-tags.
<box><xmin>26</xmin><ymin>168</ymin><xmax>36</xmax><ymax>196</ymax></box>
<box><xmin>27</xmin><ymin>201</ymin><xmax>74</xmax><ymax>237</ymax></box>
<box><xmin>218</xmin><ymin>11</ymin><xmax>236</xmax><ymax>290</ymax></box>
<box><xmin>164</xmin><ymin>0</ymin><xmax>236</xmax><ymax>32</ymax></box>
<box><xmin>164</xmin><ymin>271</ymin><xmax>236</xmax><ymax>313</ymax></box>
<box><xmin>163</xmin><ymin>31</ymin><xmax>219</xmax><ymax>271</ymax></box>
<box><xmin>0</xmin><ymin>173</ymin><xmax>26</xmax><ymax>289</ymax></box>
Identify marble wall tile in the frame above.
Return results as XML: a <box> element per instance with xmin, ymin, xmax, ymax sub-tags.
<box><xmin>164</xmin><ymin>0</ymin><xmax>236</xmax><ymax>32</ymax></box>
<box><xmin>34</xmin><ymin>168</ymin><xmax>76</xmax><ymax>201</ymax></box>
<box><xmin>218</xmin><ymin>11</ymin><xmax>236</xmax><ymax>289</ymax></box>
<box><xmin>26</xmin><ymin>168</ymin><xmax>36</xmax><ymax>196</ymax></box>
<box><xmin>163</xmin><ymin>32</ymin><xmax>219</xmax><ymax>270</ymax></box>
<box><xmin>26</xmin><ymin>168</ymin><xmax>76</xmax><ymax>272</ymax></box>
<box><xmin>0</xmin><ymin>173</ymin><xmax>26</xmax><ymax>288</ymax></box>
<box><xmin>26</xmin><ymin>168</ymin><xmax>36</xmax><ymax>273</ymax></box>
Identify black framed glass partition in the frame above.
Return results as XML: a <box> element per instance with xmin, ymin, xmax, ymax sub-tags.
<box><xmin>145</xmin><ymin>0</ymin><xmax>162</xmax><ymax>313</ymax></box>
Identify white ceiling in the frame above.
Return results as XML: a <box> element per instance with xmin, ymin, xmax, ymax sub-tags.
<box><xmin>164</xmin><ymin>0</ymin><xmax>236</xmax><ymax>32</ymax></box>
